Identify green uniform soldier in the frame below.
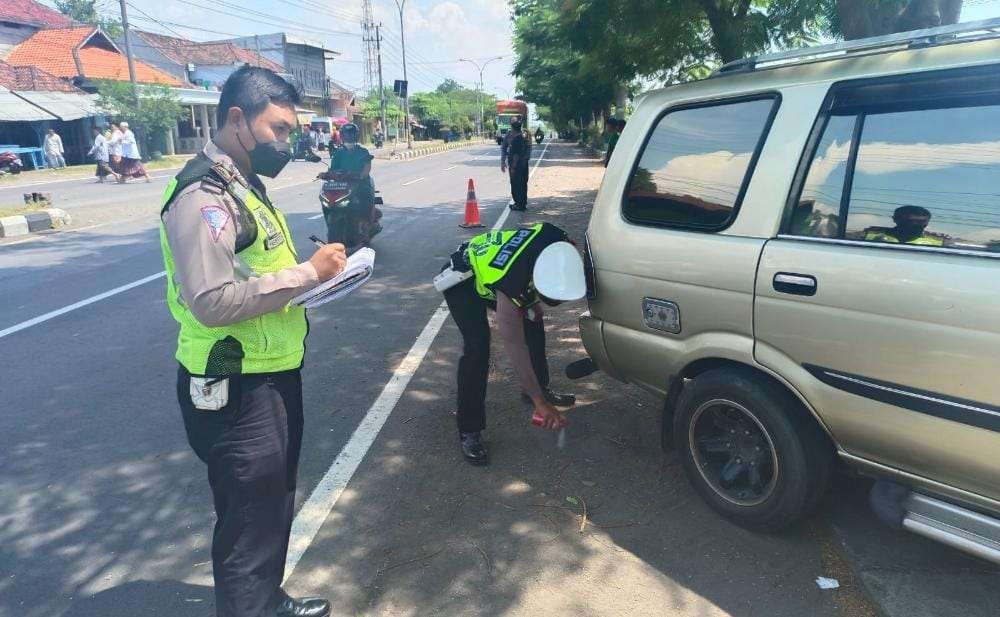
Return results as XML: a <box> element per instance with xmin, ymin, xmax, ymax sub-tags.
<box><xmin>160</xmin><ymin>66</ymin><xmax>346</xmax><ymax>617</ymax></box>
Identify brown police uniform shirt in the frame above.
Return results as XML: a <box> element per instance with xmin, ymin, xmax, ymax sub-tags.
<box><xmin>161</xmin><ymin>141</ymin><xmax>319</xmax><ymax>328</ymax></box>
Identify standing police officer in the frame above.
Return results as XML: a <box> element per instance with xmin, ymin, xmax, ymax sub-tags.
<box><xmin>437</xmin><ymin>222</ymin><xmax>585</xmax><ymax>465</ymax></box>
<box><xmin>501</xmin><ymin>117</ymin><xmax>531</xmax><ymax>211</ymax></box>
<box><xmin>159</xmin><ymin>66</ymin><xmax>345</xmax><ymax>617</ymax></box>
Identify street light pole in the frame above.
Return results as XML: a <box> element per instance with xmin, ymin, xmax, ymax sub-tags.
<box><xmin>393</xmin><ymin>0</ymin><xmax>412</xmax><ymax>149</ymax></box>
<box><xmin>459</xmin><ymin>56</ymin><xmax>503</xmax><ymax>138</ymax></box>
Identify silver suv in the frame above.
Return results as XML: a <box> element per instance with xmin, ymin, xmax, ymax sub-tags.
<box><xmin>579</xmin><ymin>20</ymin><xmax>1000</xmax><ymax>562</ymax></box>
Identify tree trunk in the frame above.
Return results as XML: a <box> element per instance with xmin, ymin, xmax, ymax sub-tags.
<box><xmin>615</xmin><ymin>84</ymin><xmax>628</xmax><ymax>119</ymax></box>
<box><xmin>699</xmin><ymin>0</ymin><xmax>746</xmax><ymax>63</ymax></box>
<box><xmin>838</xmin><ymin>0</ymin><xmax>963</xmax><ymax>40</ymax></box>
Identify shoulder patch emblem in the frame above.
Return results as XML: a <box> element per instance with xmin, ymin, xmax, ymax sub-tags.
<box><xmin>200</xmin><ymin>205</ymin><xmax>230</xmax><ymax>242</ymax></box>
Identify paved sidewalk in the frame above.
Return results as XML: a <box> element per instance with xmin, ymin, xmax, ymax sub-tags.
<box><xmin>284</xmin><ymin>143</ymin><xmax>878</xmax><ymax>617</ymax></box>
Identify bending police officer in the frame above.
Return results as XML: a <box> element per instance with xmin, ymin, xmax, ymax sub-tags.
<box><xmin>437</xmin><ymin>222</ymin><xmax>584</xmax><ymax>465</ymax></box>
<box><xmin>160</xmin><ymin>67</ymin><xmax>344</xmax><ymax>617</ymax></box>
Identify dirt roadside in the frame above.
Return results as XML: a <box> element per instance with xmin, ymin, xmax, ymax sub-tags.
<box><xmin>284</xmin><ymin>142</ymin><xmax>878</xmax><ymax>617</ymax></box>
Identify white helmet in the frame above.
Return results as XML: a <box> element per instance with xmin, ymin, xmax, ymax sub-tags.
<box><xmin>533</xmin><ymin>241</ymin><xmax>585</xmax><ymax>301</ymax></box>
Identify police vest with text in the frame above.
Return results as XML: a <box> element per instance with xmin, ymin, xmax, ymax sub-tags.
<box><xmin>159</xmin><ymin>155</ymin><xmax>308</xmax><ymax>376</ymax></box>
<box><xmin>465</xmin><ymin>223</ymin><xmax>545</xmax><ymax>307</ymax></box>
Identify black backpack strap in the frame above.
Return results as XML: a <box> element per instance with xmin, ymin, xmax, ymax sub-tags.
<box><xmin>162</xmin><ymin>153</ymin><xmax>258</xmax><ymax>253</ymax></box>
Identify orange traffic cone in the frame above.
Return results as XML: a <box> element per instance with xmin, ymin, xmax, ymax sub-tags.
<box><xmin>460</xmin><ymin>178</ymin><xmax>484</xmax><ymax>228</ymax></box>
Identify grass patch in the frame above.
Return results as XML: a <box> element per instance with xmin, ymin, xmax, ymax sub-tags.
<box><xmin>0</xmin><ymin>203</ymin><xmax>45</xmax><ymax>218</ymax></box>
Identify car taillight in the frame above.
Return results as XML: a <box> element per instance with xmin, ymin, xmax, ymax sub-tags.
<box><xmin>583</xmin><ymin>234</ymin><xmax>596</xmax><ymax>300</ymax></box>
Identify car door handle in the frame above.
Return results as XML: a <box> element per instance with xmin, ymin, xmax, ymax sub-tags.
<box><xmin>773</xmin><ymin>273</ymin><xmax>817</xmax><ymax>296</ymax></box>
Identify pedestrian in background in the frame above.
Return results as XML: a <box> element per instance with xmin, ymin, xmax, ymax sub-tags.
<box><xmin>330</xmin><ymin>125</ymin><xmax>342</xmax><ymax>149</ymax></box>
<box><xmin>108</xmin><ymin>122</ymin><xmax>124</xmax><ymax>175</ymax></box>
<box><xmin>87</xmin><ymin>126</ymin><xmax>119</xmax><ymax>183</ymax></box>
<box><xmin>44</xmin><ymin>128</ymin><xmax>66</xmax><ymax>169</ymax></box>
<box><xmin>501</xmin><ymin>117</ymin><xmax>531</xmax><ymax>211</ymax></box>
<box><xmin>118</xmin><ymin>122</ymin><xmax>151</xmax><ymax>183</ymax></box>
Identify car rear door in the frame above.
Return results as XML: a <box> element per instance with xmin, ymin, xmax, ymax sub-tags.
<box><xmin>754</xmin><ymin>66</ymin><xmax>1000</xmax><ymax>503</ymax></box>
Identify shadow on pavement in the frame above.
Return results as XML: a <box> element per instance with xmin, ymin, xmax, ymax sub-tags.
<box><xmin>285</xmin><ymin>145</ymin><xmax>877</xmax><ymax>616</ymax></box>
<box><xmin>60</xmin><ymin>580</ymin><xmax>214</xmax><ymax>617</ymax></box>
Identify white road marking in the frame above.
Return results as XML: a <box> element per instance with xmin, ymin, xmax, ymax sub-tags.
<box><xmin>401</xmin><ymin>177</ymin><xmax>425</xmax><ymax>186</ymax></box>
<box><xmin>444</xmin><ymin>165</ymin><xmax>457</xmax><ymax>171</ymax></box>
<box><xmin>307</xmin><ymin>213</ymin><xmax>324</xmax><ymax>220</ymax></box>
<box><xmin>0</xmin><ymin>271</ymin><xmax>166</xmax><ymax>339</ymax></box>
<box><xmin>283</xmin><ymin>138</ymin><xmax>553</xmax><ymax>579</ymax></box>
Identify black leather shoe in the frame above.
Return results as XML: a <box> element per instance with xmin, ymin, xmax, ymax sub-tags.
<box><xmin>275</xmin><ymin>596</ymin><xmax>331</xmax><ymax>617</ymax></box>
<box><xmin>459</xmin><ymin>431</ymin><xmax>489</xmax><ymax>466</ymax></box>
<box><xmin>521</xmin><ymin>389</ymin><xmax>576</xmax><ymax>407</ymax></box>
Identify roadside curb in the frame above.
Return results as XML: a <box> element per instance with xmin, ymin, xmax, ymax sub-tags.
<box><xmin>0</xmin><ymin>207</ymin><xmax>71</xmax><ymax>238</ymax></box>
<box><xmin>383</xmin><ymin>139</ymin><xmax>492</xmax><ymax>161</ymax></box>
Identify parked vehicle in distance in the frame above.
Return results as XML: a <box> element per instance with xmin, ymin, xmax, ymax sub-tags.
<box><xmin>578</xmin><ymin>19</ymin><xmax>1000</xmax><ymax>564</ymax></box>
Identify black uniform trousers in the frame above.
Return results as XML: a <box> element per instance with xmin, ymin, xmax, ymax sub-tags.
<box><xmin>177</xmin><ymin>366</ymin><xmax>304</xmax><ymax>617</ymax></box>
<box><xmin>443</xmin><ymin>278</ymin><xmax>549</xmax><ymax>433</ymax></box>
<box><xmin>509</xmin><ymin>160</ymin><xmax>529</xmax><ymax>209</ymax></box>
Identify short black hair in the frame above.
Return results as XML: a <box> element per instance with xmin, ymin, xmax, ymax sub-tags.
<box><xmin>217</xmin><ymin>65</ymin><xmax>301</xmax><ymax>128</ymax></box>
<box><xmin>894</xmin><ymin>205</ymin><xmax>932</xmax><ymax>218</ymax></box>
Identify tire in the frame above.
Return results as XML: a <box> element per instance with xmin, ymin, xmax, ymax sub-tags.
<box><xmin>673</xmin><ymin>368</ymin><xmax>833</xmax><ymax>531</ymax></box>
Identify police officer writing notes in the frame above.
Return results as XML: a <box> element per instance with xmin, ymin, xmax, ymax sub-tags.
<box><xmin>159</xmin><ymin>67</ymin><xmax>345</xmax><ymax>617</ymax></box>
<box><xmin>501</xmin><ymin>117</ymin><xmax>531</xmax><ymax>211</ymax></box>
<box><xmin>437</xmin><ymin>222</ymin><xmax>585</xmax><ymax>465</ymax></box>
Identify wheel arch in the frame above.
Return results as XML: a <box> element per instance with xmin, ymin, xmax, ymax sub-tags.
<box><xmin>661</xmin><ymin>357</ymin><xmax>836</xmax><ymax>451</ymax></box>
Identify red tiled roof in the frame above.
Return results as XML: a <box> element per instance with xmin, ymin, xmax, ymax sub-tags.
<box><xmin>0</xmin><ymin>60</ymin><xmax>81</xmax><ymax>92</ymax></box>
<box><xmin>0</xmin><ymin>0</ymin><xmax>76</xmax><ymax>29</ymax></box>
<box><xmin>136</xmin><ymin>31</ymin><xmax>284</xmax><ymax>73</ymax></box>
<box><xmin>7</xmin><ymin>27</ymin><xmax>182</xmax><ymax>86</ymax></box>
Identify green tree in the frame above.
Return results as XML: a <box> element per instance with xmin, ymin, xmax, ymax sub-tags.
<box><xmin>96</xmin><ymin>80</ymin><xmax>185</xmax><ymax>156</ymax></box>
<box><xmin>55</xmin><ymin>0</ymin><xmax>123</xmax><ymax>38</ymax></box>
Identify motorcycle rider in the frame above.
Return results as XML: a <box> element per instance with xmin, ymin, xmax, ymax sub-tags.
<box><xmin>316</xmin><ymin>123</ymin><xmax>379</xmax><ymax>244</ymax></box>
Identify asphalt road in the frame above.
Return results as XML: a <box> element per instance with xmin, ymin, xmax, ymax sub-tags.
<box><xmin>4</xmin><ymin>141</ymin><xmax>997</xmax><ymax>617</ymax></box>
<box><xmin>0</xmin><ymin>143</ymin><xmax>520</xmax><ymax>617</ymax></box>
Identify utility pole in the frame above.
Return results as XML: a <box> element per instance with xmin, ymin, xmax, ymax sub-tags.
<box><xmin>459</xmin><ymin>56</ymin><xmax>503</xmax><ymax>137</ymax></box>
<box><xmin>375</xmin><ymin>25</ymin><xmax>387</xmax><ymax>144</ymax></box>
<box><xmin>361</xmin><ymin>0</ymin><xmax>378</xmax><ymax>96</ymax></box>
<box><xmin>393</xmin><ymin>0</ymin><xmax>411</xmax><ymax>149</ymax></box>
<box><xmin>117</xmin><ymin>0</ymin><xmax>139</xmax><ymax>103</ymax></box>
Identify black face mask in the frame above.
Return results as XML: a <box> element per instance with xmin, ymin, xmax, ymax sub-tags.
<box><xmin>239</xmin><ymin>121</ymin><xmax>291</xmax><ymax>178</ymax></box>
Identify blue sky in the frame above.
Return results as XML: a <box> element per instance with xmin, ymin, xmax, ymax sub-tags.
<box><xmin>71</xmin><ymin>0</ymin><xmax>518</xmax><ymax>97</ymax></box>
<box><xmin>42</xmin><ymin>0</ymin><xmax>1000</xmax><ymax>98</ymax></box>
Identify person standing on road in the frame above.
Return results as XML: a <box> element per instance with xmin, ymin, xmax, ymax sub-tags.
<box><xmin>437</xmin><ymin>222</ymin><xmax>584</xmax><ymax>465</ymax></box>
<box><xmin>44</xmin><ymin>128</ymin><xmax>66</xmax><ymax>169</ymax></box>
<box><xmin>108</xmin><ymin>122</ymin><xmax>124</xmax><ymax>175</ymax></box>
<box><xmin>159</xmin><ymin>66</ymin><xmax>345</xmax><ymax>617</ymax></box>
<box><xmin>501</xmin><ymin>118</ymin><xmax>531</xmax><ymax>211</ymax></box>
<box><xmin>87</xmin><ymin>126</ymin><xmax>120</xmax><ymax>183</ymax></box>
<box><xmin>119</xmin><ymin>122</ymin><xmax>151</xmax><ymax>183</ymax></box>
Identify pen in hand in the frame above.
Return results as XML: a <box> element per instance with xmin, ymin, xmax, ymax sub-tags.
<box><xmin>308</xmin><ymin>235</ymin><xmax>348</xmax><ymax>281</ymax></box>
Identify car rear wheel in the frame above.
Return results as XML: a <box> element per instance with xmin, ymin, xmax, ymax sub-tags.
<box><xmin>673</xmin><ymin>368</ymin><xmax>833</xmax><ymax>531</ymax></box>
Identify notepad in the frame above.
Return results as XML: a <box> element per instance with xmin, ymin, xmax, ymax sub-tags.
<box><xmin>291</xmin><ymin>247</ymin><xmax>375</xmax><ymax>309</ymax></box>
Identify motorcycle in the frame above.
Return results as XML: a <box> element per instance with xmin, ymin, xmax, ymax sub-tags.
<box><xmin>0</xmin><ymin>151</ymin><xmax>23</xmax><ymax>175</ymax></box>
<box><xmin>373</xmin><ymin>134</ymin><xmax>384</xmax><ymax>149</ymax></box>
<box><xmin>319</xmin><ymin>170</ymin><xmax>384</xmax><ymax>249</ymax></box>
<box><xmin>535</xmin><ymin>131</ymin><xmax>544</xmax><ymax>145</ymax></box>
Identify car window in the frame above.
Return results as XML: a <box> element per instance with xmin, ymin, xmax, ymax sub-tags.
<box><xmin>790</xmin><ymin>98</ymin><xmax>1000</xmax><ymax>253</ymax></box>
<box><xmin>624</xmin><ymin>97</ymin><xmax>777</xmax><ymax>230</ymax></box>
<box><xmin>788</xmin><ymin>115</ymin><xmax>855</xmax><ymax>238</ymax></box>
<box><xmin>846</xmin><ymin>105</ymin><xmax>1000</xmax><ymax>252</ymax></box>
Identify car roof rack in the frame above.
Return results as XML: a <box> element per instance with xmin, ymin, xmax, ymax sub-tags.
<box><xmin>713</xmin><ymin>17</ymin><xmax>1000</xmax><ymax>76</ymax></box>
